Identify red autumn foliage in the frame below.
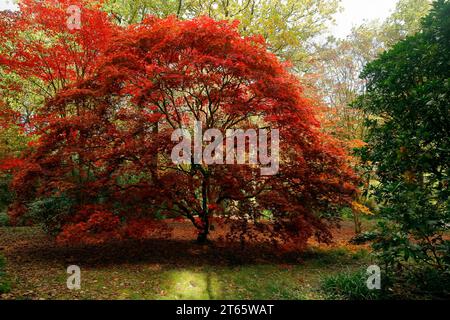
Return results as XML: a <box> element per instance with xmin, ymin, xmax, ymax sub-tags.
<box><xmin>0</xmin><ymin>0</ymin><xmax>117</xmax><ymax>99</ymax></box>
<box><xmin>57</xmin><ymin>209</ymin><xmax>122</xmax><ymax>245</ymax></box>
<box><xmin>1</xmin><ymin>1</ymin><xmax>357</xmax><ymax>247</ymax></box>
<box><xmin>0</xmin><ymin>102</ymin><xmax>18</xmax><ymax>130</ymax></box>
<box><xmin>56</xmin><ymin>205</ymin><xmax>173</xmax><ymax>245</ymax></box>
<box><xmin>0</xmin><ymin>158</ymin><xmax>26</xmax><ymax>171</ymax></box>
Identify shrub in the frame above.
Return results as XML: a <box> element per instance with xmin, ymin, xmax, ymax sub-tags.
<box><xmin>385</xmin><ymin>263</ymin><xmax>450</xmax><ymax>299</ymax></box>
<box><xmin>0</xmin><ymin>211</ymin><xmax>9</xmax><ymax>227</ymax></box>
<box><xmin>26</xmin><ymin>194</ymin><xmax>75</xmax><ymax>235</ymax></box>
<box><xmin>0</xmin><ymin>174</ymin><xmax>13</xmax><ymax>215</ymax></box>
<box><xmin>356</xmin><ymin>0</ymin><xmax>450</xmax><ymax>297</ymax></box>
<box><xmin>320</xmin><ymin>269</ymin><xmax>383</xmax><ymax>300</ymax></box>
<box><xmin>0</xmin><ymin>254</ymin><xmax>11</xmax><ymax>294</ymax></box>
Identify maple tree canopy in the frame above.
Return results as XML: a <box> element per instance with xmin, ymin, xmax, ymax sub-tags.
<box><xmin>1</xmin><ymin>1</ymin><xmax>357</xmax><ymax>246</ymax></box>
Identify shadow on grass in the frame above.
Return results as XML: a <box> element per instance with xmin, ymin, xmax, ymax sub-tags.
<box><xmin>0</xmin><ymin>227</ymin><xmax>372</xmax><ymax>300</ymax></box>
<box><xmin>8</xmin><ymin>236</ymin><xmax>357</xmax><ymax>268</ymax></box>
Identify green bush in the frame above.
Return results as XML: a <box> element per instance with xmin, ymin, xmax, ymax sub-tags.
<box><xmin>26</xmin><ymin>194</ymin><xmax>75</xmax><ymax>235</ymax></box>
<box><xmin>410</xmin><ymin>267</ymin><xmax>450</xmax><ymax>299</ymax></box>
<box><xmin>320</xmin><ymin>269</ymin><xmax>383</xmax><ymax>300</ymax></box>
<box><xmin>0</xmin><ymin>174</ymin><xmax>13</xmax><ymax>215</ymax></box>
<box><xmin>349</xmin><ymin>231</ymin><xmax>378</xmax><ymax>245</ymax></box>
<box><xmin>0</xmin><ymin>173</ymin><xmax>13</xmax><ymax>227</ymax></box>
<box><xmin>0</xmin><ymin>211</ymin><xmax>10</xmax><ymax>227</ymax></box>
<box><xmin>0</xmin><ymin>254</ymin><xmax>11</xmax><ymax>294</ymax></box>
<box><xmin>387</xmin><ymin>265</ymin><xmax>450</xmax><ymax>299</ymax></box>
<box><xmin>356</xmin><ymin>0</ymin><xmax>450</xmax><ymax>298</ymax></box>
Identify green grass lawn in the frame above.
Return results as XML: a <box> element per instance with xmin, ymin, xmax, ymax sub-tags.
<box><xmin>67</xmin><ymin>249</ymin><xmax>370</xmax><ymax>300</ymax></box>
<box><xmin>0</xmin><ymin>224</ymin><xmax>374</xmax><ymax>300</ymax></box>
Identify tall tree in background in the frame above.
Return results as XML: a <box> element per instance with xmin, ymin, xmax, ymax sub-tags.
<box><xmin>315</xmin><ymin>0</ymin><xmax>433</xmax><ymax>142</ymax></box>
<box><xmin>0</xmin><ymin>0</ymin><xmax>119</xmax><ymax>220</ymax></box>
<box><xmin>311</xmin><ymin>0</ymin><xmax>433</xmax><ymax>233</ymax></box>
<box><xmin>356</xmin><ymin>0</ymin><xmax>450</xmax><ymax>297</ymax></box>
<box><xmin>103</xmin><ymin>0</ymin><xmax>341</xmax><ymax>70</ymax></box>
<box><xmin>382</xmin><ymin>0</ymin><xmax>433</xmax><ymax>47</ymax></box>
<box><xmin>0</xmin><ymin>0</ymin><xmax>118</xmax><ymax>141</ymax></box>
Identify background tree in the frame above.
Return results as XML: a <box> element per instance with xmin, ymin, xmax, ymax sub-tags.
<box><xmin>311</xmin><ymin>0</ymin><xmax>433</xmax><ymax>234</ymax></box>
<box><xmin>103</xmin><ymin>0</ymin><xmax>341</xmax><ymax>71</ymax></box>
<box><xmin>382</xmin><ymin>0</ymin><xmax>433</xmax><ymax>47</ymax></box>
<box><xmin>356</xmin><ymin>0</ymin><xmax>450</xmax><ymax>297</ymax></box>
<box><xmin>315</xmin><ymin>0</ymin><xmax>433</xmax><ymax>145</ymax></box>
<box><xmin>0</xmin><ymin>0</ymin><xmax>119</xmax><ymax>229</ymax></box>
<box><xmin>0</xmin><ymin>100</ymin><xmax>27</xmax><ymax>216</ymax></box>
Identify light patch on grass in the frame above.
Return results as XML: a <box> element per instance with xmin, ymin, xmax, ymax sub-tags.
<box><xmin>162</xmin><ymin>270</ymin><xmax>222</xmax><ymax>300</ymax></box>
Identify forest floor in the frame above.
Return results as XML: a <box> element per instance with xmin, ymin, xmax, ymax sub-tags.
<box><xmin>0</xmin><ymin>219</ymin><xmax>376</xmax><ymax>300</ymax></box>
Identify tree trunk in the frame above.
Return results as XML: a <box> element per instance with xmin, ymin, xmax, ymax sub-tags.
<box><xmin>196</xmin><ymin>212</ymin><xmax>210</xmax><ymax>244</ymax></box>
<box><xmin>353</xmin><ymin>211</ymin><xmax>362</xmax><ymax>235</ymax></box>
<box><xmin>196</xmin><ymin>229</ymin><xmax>209</xmax><ymax>244</ymax></box>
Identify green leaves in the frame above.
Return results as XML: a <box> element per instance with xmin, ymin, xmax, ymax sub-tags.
<box><xmin>103</xmin><ymin>0</ymin><xmax>340</xmax><ymax>70</ymax></box>
<box><xmin>0</xmin><ymin>254</ymin><xmax>11</xmax><ymax>294</ymax></box>
<box><xmin>356</xmin><ymin>0</ymin><xmax>450</xmax><ymax>298</ymax></box>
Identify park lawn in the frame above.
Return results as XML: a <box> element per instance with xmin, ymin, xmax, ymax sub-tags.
<box><xmin>0</xmin><ymin>220</ymin><xmax>374</xmax><ymax>300</ymax></box>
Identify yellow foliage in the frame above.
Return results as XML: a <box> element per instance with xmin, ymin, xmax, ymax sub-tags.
<box><xmin>351</xmin><ymin>201</ymin><xmax>373</xmax><ymax>216</ymax></box>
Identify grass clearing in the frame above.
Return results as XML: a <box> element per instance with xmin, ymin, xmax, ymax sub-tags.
<box><xmin>0</xmin><ymin>220</ymin><xmax>375</xmax><ymax>300</ymax></box>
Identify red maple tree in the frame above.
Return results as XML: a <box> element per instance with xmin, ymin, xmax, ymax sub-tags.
<box><xmin>0</xmin><ymin>0</ymin><xmax>116</xmax><ymax>88</ymax></box>
<box><xmin>1</xmin><ymin>1</ymin><xmax>357</xmax><ymax>247</ymax></box>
